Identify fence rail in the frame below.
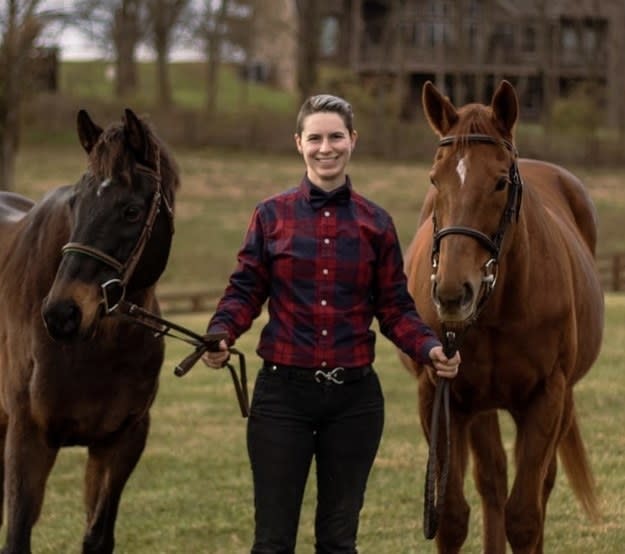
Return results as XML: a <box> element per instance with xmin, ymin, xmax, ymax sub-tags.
<box><xmin>597</xmin><ymin>252</ymin><xmax>625</xmax><ymax>293</ymax></box>
<box><xmin>156</xmin><ymin>287</ymin><xmax>223</xmax><ymax>315</ymax></box>
<box><xmin>156</xmin><ymin>252</ymin><xmax>625</xmax><ymax>315</ymax></box>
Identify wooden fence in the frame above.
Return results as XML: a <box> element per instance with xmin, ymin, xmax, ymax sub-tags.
<box><xmin>597</xmin><ymin>251</ymin><xmax>625</xmax><ymax>293</ymax></box>
<box><xmin>156</xmin><ymin>287</ymin><xmax>223</xmax><ymax>315</ymax></box>
<box><xmin>156</xmin><ymin>252</ymin><xmax>625</xmax><ymax>315</ymax></box>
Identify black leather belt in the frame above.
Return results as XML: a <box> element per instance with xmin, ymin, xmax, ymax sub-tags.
<box><xmin>262</xmin><ymin>362</ymin><xmax>372</xmax><ymax>384</ymax></box>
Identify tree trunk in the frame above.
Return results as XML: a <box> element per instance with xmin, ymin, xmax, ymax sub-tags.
<box><xmin>295</xmin><ymin>0</ymin><xmax>320</xmax><ymax>105</ymax></box>
<box><xmin>205</xmin><ymin>0</ymin><xmax>229</xmax><ymax>115</ymax></box>
<box><xmin>0</xmin><ymin>0</ymin><xmax>40</xmax><ymax>191</ymax></box>
<box><xmin>113</xmin><ymin>1</ymin><xmax>141</xmax><ymax>97</ymax></box>
<box><xmin>155</xmin><ymin>38</ymin><xmax>172</xmax><ymax>108</ymax></box>
<box><xmin>0</xmin><ymin>128</ymin><xmax>17</xmax><ymax>192</ymax></box>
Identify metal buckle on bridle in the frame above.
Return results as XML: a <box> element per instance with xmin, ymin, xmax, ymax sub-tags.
<box><xmin>101</xmin><ymin>278</ymin><xmax>126</xmax><ymax>313</ymax></box>
<box><xmin>314</xmin><ymin>367</ymin><xmax>345</xmax><ymax>384</ymax></box>
<box><xmin>482</xmin><ymin>258</ymin><xmax>498</xmax><ymax>290</ymax></box>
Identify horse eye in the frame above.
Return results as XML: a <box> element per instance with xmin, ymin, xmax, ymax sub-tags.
<box><xmin>123</xmin><ymin>205</ymin><xmax>142</xmax><ymax>223</ymax></box>
<box><xmin>495</xmin><ymin>177</ymin><xmax>508</xmax><ymax>191</ymax></box>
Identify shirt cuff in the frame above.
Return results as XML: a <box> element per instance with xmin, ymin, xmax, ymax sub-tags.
<box><xmin>206</xmin><ymin>323</ymin><xmax>234</xmax><ymax>346</ymax></box>
<box><xmin>418</xmin><ymin>337</ymin><xmax>442</xmax><ymax>366</ymax></box>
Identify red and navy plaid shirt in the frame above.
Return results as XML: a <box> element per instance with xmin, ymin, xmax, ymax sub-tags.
<box><xmin>208</xmin><ymin>175</ymin><xmax>441</xmax><ymax>369</ymax></box>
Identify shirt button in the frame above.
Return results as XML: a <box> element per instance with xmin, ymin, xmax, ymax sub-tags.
<box><xmin>323</xmin><ymin>268</ymin><xmax>329</xmax><ymax>275</ymax></box>
<box><xmin>321</xmin><ymin>361</ymin><xmax>327</xmax><ymax>367</ymax></box>
<box><xmin>321</xmin><ymin>329</ymin><xmax>328</xmax><ymax>336</ymax></box>
<box><xmin>324</xmin><ymin>210</ymin><xmax>330</xmax><ymax>217</ymax></box>
<box><xmin>321</xmin><ymin>299</ymin><xmax>327</xmax><ymax>306</ymax></box>
<box><xmin>324</xmin><ymin>238</ymin><xmax>330</xmax><ymax>244</ymax></box>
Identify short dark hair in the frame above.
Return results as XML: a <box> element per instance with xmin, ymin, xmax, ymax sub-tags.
<box><xmin>295</xmin><ymin>94</ymin><xmax>354</xmax><ymax>135</ymax></box>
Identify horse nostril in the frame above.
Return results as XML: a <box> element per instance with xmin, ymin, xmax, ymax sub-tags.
<box><xmin>42</xmin><ymin>299</ymin><xmax>82</xmax><ymax>341</ymax></box>
<box><xmin>461</xmin><ymin>282</ymin><xmax>474</xmax><ymax>306</ymax></box>
<box><xmin>435</xmin><ymin>282</ymin><xmax>474</xmax><ymax>313</ymax></box>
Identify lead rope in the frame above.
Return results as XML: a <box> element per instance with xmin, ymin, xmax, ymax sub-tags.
<box><xmin>115</xmin><ymin>299</ymin><xmax>249</xmax><ymax>418</ymax></box>
<box><xmin>423</xmin><ymin>331</ymin><xmax>456</xmax><ymax>539</ymax></box>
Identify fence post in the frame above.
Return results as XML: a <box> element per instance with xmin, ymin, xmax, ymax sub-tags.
<box><xmin>613</xmin><ymin>254</ymin><xmax>623</xmax><ymax>292</ymax></box>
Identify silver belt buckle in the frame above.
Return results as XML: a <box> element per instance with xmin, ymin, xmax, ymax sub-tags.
<box><xmin>314</xmin><ymin>366</ymin><xmax>345</xmax><ymax>384</ymax></box>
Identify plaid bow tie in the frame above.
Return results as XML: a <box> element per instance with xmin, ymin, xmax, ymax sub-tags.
<box><xmin>309</xmin><ymin>184</ymin><xmax>351</xmax><ymax>210</ymax></box>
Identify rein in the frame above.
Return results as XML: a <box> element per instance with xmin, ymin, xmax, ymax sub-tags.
<box><xmin>423</xmin><ymin>330</ymin><xmax>456</xmax><ymax>540</ymax></box>
<box><xmin>115</xmin><ymin>299</ymin><xmax>250</xmax><ymax>418</ymax></box>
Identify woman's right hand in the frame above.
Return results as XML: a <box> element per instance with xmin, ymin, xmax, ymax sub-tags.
<box><xmin>428</xmin><ymin>345</ymin><xmax>461</xmax><ymax>379</ymax></box>
<box><xmin>201</xmin><ymin>339</ymin><xmax>230</xmax><ymax>369</ymax></box>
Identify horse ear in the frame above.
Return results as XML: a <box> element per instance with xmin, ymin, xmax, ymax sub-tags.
<box><xmin>123</xmin><ymin>108</ymin><xmax>154</xmax><ymax>167</ymax></box>
<box><xmin>422</xmin><ymin>81</ymin><xmax>458</xmax><ymax>137</ymax></box>
<box><xmin>77</xmin><ymin>110</ymin><xmax>103</xmax><ymax>154</ymax></box>
<box><xmin>491</xmin><ymin>80</ymin><xmax>519</xmax><ymax>138</ymax></box>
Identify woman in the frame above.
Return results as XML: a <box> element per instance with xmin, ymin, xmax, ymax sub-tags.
<box><xmin>202</xmin><ymin>94</ymin><xmax>460</xmax><ymax>554</ymax></box>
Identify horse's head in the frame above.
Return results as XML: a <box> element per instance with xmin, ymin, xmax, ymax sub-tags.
<box><xmin>42</xmin><ymin>108</ymin><xmax>180</xmax><ymax>341</ymax></box>
<box><xmin>422</xmin><ymin>80</ymin><xmax>522</xmax><ymax>327</ymax></box>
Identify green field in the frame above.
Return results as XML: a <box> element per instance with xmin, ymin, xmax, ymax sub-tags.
<box><xmin>17</xmin><ymin>298</ymin><xmax>625</xmax><ymax>553</ymax></box>
<box><xmin>5</xmin><ymin>137</ymin><xmax>625</xmax><ymax>552</ymax></box>
<box><xmin>59</xmin><ymin>61</ymin><xmax>296</xmax><ymax>115</ymax></box>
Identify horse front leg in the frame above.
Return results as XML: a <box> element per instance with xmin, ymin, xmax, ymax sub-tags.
<box><xmin>2</xmin><ymin>415</ymin><xmax>58</xmax><ymax>554</ymax></box>
<box><xmin>418</xmin><ymin>379</ymin><xmax>470</xmax><ymax>554</ymax></box>
<box><xmin>469</xmin><ymin>411</ymin><xmax>508</xmax><ymax>554</ymax></box>
<box><xmin>506</xmin><ymin>370</ymin><xmax>566</xmax><ymax>554</ymax></box>
<box><xmin>82</xmin><ymin>414</ymin><xmax>150</xmax><ymax>554</ymax></box>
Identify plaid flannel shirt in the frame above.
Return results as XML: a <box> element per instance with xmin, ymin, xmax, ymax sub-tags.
<box><xmin>208</xmin><ymin>174</ymin><xmax>441</xmax><ymax>369</ymax></box>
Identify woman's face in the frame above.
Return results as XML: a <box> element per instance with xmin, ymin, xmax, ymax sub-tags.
<box><xmin>295</xmin><ymin>112</ymin><xmax>357</xmax><ymax>191</ymax></box>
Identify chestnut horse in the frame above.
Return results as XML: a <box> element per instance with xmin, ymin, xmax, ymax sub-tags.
<box><xmin>0</xmin><ymin>109</ymin><xmax>179</xmax><ymax>553</ymax></box>
<box><xmin>401</xmin><ymin>81</ymin><xmax>603</xmax><ymax>553</ymax></box>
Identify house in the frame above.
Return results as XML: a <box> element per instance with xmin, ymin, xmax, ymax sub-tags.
<box><xmin>316</xmin><ymin>0</ymin><xmax>624</xmax><ymax>123</ymax></box>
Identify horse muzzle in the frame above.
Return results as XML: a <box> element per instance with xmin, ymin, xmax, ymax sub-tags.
<box><xmin>42</xmin><ymin>282</ymin><xmax>102</xmax><ymax>341</ymax></box>
<box><xmin>431</xmin><ymin>278</ymin><xmax>477</xmax><ymax>324</ymax></box>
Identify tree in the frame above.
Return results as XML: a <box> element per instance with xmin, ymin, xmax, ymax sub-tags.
<box><xmin>0</xmin><ymin>0</ymin><xmax>63</xmax><ymax>191</ymax></box>
<box><xmin>194</xmin><ymin>0</ymin><xmax>230</xmax><ymax>115</ymax></box>
<box><xmin>73</xmin><ymin>0</ymin><xmax>145</xmax><ymax>97</ymax></box>
<box><xmin>144</xmin><ymin>0</ymin><xmax>191</xmax><ymax>108</ymax></box>
<box><xmin>294</xmin><ymin>0</ymin><xmax>320</xmax><ymax>105</ymax></box>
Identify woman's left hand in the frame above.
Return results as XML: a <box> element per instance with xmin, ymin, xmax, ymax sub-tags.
<box><xmin>428</xmin><ymin>345</ymin><xmax>461</xmax><ymax>379</ymax></box>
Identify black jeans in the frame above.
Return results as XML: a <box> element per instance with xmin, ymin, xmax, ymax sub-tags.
<box><xmin>247</xmin><ymin>365</ymin><xmax>385</xmax><ymax>554</ymax></box>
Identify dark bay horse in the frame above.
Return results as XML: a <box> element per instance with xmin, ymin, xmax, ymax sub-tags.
<box><xmin>0</xmin><ymin>109</ymin><xmax>179</xmax><ymax>553</ymax></box>
<box><xmin>400</xmin><ymin>81</ymin><xmax>604</xmax><ymax>553</ymax></box>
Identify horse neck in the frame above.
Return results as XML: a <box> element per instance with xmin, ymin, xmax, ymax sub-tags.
<box><xmin>3</xmin><ymin>190</ymin><xmax>71</xmax><ymax>306</ymax></box>
<box><xmin>487</xmin><ymin>205</ymin><xmax>533</xmax><ymax>317</ymax></box>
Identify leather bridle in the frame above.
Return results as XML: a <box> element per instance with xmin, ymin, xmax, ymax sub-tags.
<box><xmin>61</xmin><ymin>154</ymin><xmax>173</xmax><ymax>313</ymax></box>
<box><xmin>430</xmin><ymin>133</ymin><xmax>523</xmax><ymax>318</ymax></box>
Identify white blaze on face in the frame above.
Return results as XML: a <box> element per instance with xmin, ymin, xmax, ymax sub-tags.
<box><xmin>97</xmin><ymin>178</ymin><xmax>112</xmax><ymax>197</ymax></box>
<box><xmin>456</xmin><ymin>156</ymin><xmax>468</xmax><ymax>186</ymax></box>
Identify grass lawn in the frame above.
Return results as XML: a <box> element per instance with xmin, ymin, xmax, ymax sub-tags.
<box><xmin>19</xmin><ymin>295</ymin><xmax>625</xmax><ymax>553</ymax></box>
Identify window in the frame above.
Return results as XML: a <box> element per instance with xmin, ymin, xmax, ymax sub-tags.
<box><xmin>521</xmin><ymin>25</ymin><xmax>536</xmax><ymax>53</ymax></box>
<box><xmin>320</xmin><ymin>16</ymin><xmax>339</xmax><ymax>57</ymax></box>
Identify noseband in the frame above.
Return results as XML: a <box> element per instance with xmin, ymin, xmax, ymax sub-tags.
<box><xmin>61</xmin><ymin>153</ymin><xmax>173</xmax><ymax>313</ymax></box>
<box><xmin>430</xmin><ymin>133</ymin><xmax>523</xmax><ymax>316</ymax></box>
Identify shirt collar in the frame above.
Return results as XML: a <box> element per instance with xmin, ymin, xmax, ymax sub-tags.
<box><xmin>301</xmin><ymin>174</ymin><xmax>352</xmax><ymax>210</ymax></box>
